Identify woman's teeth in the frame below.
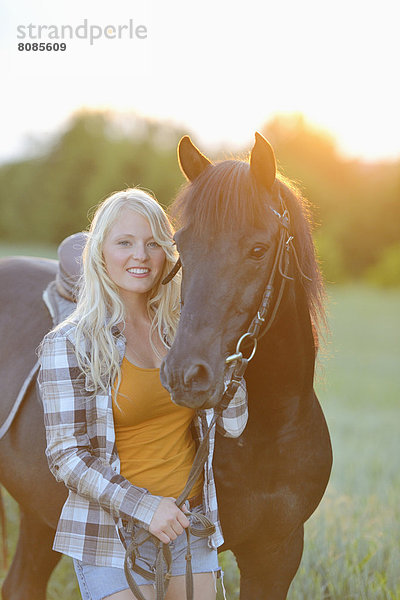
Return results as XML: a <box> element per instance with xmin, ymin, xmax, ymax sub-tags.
<box><xmin>127</xmin><ymin>268</ymin><xmax>149</xmax><ymax>274</ymax></box>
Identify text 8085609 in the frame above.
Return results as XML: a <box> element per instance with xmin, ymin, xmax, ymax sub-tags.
<box><xmin>18</xmin><ymin>42</ymin><xmax>67</xmax><ymax>51</ymax></box>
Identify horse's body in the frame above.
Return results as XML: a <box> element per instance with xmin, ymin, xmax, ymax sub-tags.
<box><xmin>214</xmin><ymin>285</ymin><xmax>331</xmax><ymax>597</ymax></box>
<box><xmin>0</xmin><ymin>135</ymin><xmax>332</xmax><ymax>600</ymax></box>
<box><xmin>0</xmin><ymin>257</ymin><xmax>68</xmax><ymax>599</ymax></box>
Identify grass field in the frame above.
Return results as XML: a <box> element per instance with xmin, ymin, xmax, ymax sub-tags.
<box><xmin>1</xmin><ymin>283</ymin><xmax>399</xmax><ymax>599</ymax></box>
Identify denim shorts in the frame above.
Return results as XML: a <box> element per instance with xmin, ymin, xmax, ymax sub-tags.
<box><xmin>73</xmin><ymin>505</ymin><xmax>220</xmax><ymax>600</ymax></box>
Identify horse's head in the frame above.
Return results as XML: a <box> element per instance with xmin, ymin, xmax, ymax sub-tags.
<box><xmin>160</xmin><ymin>132</ymin><xmax>295</xmax><ymax>409</ymax></box>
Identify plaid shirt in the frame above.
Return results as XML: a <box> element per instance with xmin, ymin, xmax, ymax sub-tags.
<box><xmin>37</xmin><ymin>321</ymin><xmax>248</xmax><ymax>568</ymax></box>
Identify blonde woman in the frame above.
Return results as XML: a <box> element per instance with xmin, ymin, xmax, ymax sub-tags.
<box><xmin>38</xmin><ymin>188</ymin><xmax>248</xmax><ymax>600</ymax></box>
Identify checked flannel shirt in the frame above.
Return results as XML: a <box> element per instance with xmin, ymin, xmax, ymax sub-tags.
<box><xmin>37</xmin><ymin>321</ymin><xmax>248</xmax><ymax>568</ymax></box>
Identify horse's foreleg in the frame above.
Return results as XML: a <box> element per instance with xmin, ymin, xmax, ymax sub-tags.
<box><xmin>233</xmin><ymin>525</ymin><xmax>304</xmax><ymax>600</ymax></box>
<box><xmin>1</xmin><ymin>510</ymin><xmax>61</xmax><ymax>600</ymax></box>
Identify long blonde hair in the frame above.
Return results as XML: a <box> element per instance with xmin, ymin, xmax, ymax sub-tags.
<box><xmin>63</xmin><ymin>188</ymin><xmax>180</xmax><ymax>395</ymax></box>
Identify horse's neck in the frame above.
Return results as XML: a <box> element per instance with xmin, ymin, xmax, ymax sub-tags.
<box><xmin>246</xmin><ymin>282</ymin><xmax>316</xmax><ymax>422</ymax></box>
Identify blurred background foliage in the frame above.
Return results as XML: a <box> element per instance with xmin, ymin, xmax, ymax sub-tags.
<box><xmin>0</xmin><ymin>110</ymin><xmax>398</xmax><ymax>285</ymax></box>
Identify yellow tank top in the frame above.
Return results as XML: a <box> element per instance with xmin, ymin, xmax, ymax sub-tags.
<box><xmin>112</xmin><ymin>357</ymin><xmax>203</xmax><ymax>499</ymax></box>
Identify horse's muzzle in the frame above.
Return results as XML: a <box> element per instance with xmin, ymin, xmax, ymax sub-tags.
<box><xmin>160</xmin><ymin>356</ymin><xmax>223</xmax><ymax>409</ymax></box>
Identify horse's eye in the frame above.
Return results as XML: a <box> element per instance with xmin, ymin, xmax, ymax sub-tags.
<box><xmin>249</xmin><ymin>245</ymin><xmax>267</xmax><ymax>260</ymax></box>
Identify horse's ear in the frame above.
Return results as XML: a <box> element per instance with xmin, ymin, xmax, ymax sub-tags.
<box><xmin>178</xmin><ymin>135</ymin><xmax>212</xmax><ymax>182</ymax></box>
<box><xmin>250</xmin><ymin>132</ymin><xmax>276</xmax><ymax>190</ymax></box>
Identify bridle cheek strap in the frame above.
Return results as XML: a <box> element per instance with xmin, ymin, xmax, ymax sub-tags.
<box><xmin>162</xmin><ymin>257</ymin><xmax>182</xmax><ymax>285</ymax></box>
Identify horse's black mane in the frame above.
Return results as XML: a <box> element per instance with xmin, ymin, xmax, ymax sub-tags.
<box><xmin>171</xmin><ymin>159</ymin><xmax>326</xmax><ymax>337</ymax></box>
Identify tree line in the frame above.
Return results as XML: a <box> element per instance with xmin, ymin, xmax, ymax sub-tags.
<box><xmin>0</xmin><ymin>110</ymin><xmax>398</xmax><ymax>285</ymax></box>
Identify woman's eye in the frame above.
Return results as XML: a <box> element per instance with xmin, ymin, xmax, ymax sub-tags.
<box><xmin>148</xmin><ymin>241</ymin><xmax>160</xmax><ymax>248</ymax></box>
<box><xmin>118</xmin><ymin>240</ymin><xmax>130</xmax><ymax>246</ymax></box>
<box><xmin>249</xmin><ymin>245</ymin><xmax>267</xmax><ymax>259</ymax></box>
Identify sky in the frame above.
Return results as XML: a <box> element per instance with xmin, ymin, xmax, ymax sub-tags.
<box><xmin>1</xmin><ymin>0</ymin><xmax>399</xmax><ymax>164</ymax></box>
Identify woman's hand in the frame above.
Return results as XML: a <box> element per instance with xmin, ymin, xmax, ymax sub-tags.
<box><xmin>149</xmin><ymin>497</ymin><xmax>190</xmax><ymax>544</ymax></box>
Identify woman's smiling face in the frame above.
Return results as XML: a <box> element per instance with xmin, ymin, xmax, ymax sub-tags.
<box><xmin>102</xmin><ymin>208</ymin><xmax>166</xmax><ymax>299</ymax></box>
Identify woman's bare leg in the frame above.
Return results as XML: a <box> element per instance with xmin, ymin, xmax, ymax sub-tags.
<box><xmin>104</xmin><ymin>585</ymin><xmax>155</xmax><ymax>600</ymax></box>
<box><xmin>165</xmin><ymin>573</ymin><xmax>217</xmax><ymax>600</ymax></box>
<box><xmin>103</xmin><ymin>572</ymin><xmax>216</xmax><ymax>600</ymax></box>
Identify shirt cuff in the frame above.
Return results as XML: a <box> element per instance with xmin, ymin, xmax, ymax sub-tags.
<box><xmin>133</xmin><ymin>493</ymin><xmax>163</xmax><ymax>529</ymax></box>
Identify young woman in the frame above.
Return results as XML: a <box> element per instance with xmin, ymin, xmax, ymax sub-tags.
<box><xmin>38</xmin><ymin>188</ymin><xmax>248</xmax><ymax>600</ymax></box>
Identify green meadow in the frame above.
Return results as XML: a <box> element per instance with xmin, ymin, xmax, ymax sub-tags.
<box><xmin>1</xmin><ymin>284</ymin><xmax>399</xmax><ymax>599</ymax></box>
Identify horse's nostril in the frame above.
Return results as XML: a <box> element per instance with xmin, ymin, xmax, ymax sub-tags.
<box><xmin>183</xmin><ymin>362</ymin><xmax>212</xmax><ymax>391</ymax></box>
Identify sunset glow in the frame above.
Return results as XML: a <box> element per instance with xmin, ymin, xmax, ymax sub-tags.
<box><xmin>1</xmin><ymin>0</ymin><xmax>399</xmax><ymax>162</ymax></box>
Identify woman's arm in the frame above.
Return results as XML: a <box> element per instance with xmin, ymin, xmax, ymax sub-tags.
<box><xmin>38</xmin><ymin>331</ymin><xmax>161</xmax><ymax>529</ymax></box>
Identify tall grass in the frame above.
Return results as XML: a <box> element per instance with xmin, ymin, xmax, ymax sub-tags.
<box><xmin>1</xmin><ymin>285</ymin><xmax>399</xmax><ymax>599</ymax></box>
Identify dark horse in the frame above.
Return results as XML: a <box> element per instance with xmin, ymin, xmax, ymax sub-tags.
<box><xmin>161</xmin><ymin>134</ymin><xmax>332</xmax><ymax>598</ymax></box>
<box><xmin>0</xmin><ymin>133</ymin><xmax>332</xmax><ymax>600</ymax></box>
